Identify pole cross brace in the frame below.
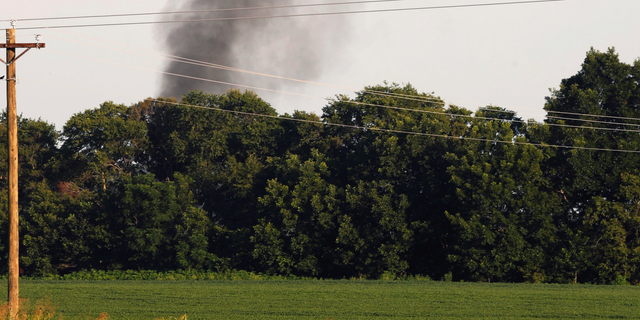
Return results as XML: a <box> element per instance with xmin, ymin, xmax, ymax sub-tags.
<box><xmin>0</xmin><ymin>43</ymin><xmax>45</xmax><ymax>65</ymax></box>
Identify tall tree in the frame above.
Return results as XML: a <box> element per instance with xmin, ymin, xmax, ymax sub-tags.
<box><xmin>445</xmin><ymin>112</ymin><xmax>557</xmax><ymax>282</ymax></box>
<box><xmin>253</xmin><ymin>151</ymin><xmax>341</xmax><ymax>276</ymax></box>
<box><xmin>104</xmin><ymin>173</ymin><xmax>217</xmax><ymax>270</ymax></box>
<box><xmin>60</xmin><ymin>101</ymin><xmax>150</xmax><ymax>191</ymax></box>
<box><xmin>0</xmin><ymin>116</ymin><xmax>60</xmax><ymax>274</ymax></box>
<box><xmin>541</xmin><ymin>48</ymin><xmax>640</xmax><ymax>283</ymax></box>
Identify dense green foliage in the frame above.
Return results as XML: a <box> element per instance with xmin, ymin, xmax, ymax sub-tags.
<box><xmin>6</xmin><ymin>280</ymin><xmax>639</xmax><ymax>319</ymax></box>
<box><xmin>6</xmin><ymin>269</ymin><xmax>314</xmax><ymax>281</ymax></box>
<box><xmin>2</xmin><ymin>48</ymin><xmax>640</xmax><ymax>284</ymax></box>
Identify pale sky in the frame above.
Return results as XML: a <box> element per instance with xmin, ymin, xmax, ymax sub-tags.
<box><xmin>3</xmin><ymin>0</ymin><xmax>640</xmax><ymax>130</ymax></box>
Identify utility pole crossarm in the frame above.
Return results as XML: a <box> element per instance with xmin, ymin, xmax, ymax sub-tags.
<box><xmin>0</xmin><ymin>43</ymin><xmax>45</xmax><ymax>65</ymax></box>
<box><xmin>0</xmin><ymin>43</ymin><xmax>46</xmax><ymax>48</ymax></box>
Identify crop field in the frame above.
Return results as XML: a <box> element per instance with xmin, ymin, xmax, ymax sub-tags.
<box><xmin>1</xmin><ymin>280</ymin><xmax>638</xmax><ymax>319</ymax></box>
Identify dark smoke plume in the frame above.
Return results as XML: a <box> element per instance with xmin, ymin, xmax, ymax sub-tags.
<box><xmin>157</xmin><ymin>0</ymin><xmax>350</xmax><ymax>101</ymax></box>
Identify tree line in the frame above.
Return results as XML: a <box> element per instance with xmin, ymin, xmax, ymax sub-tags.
<box><xmin>1</xmin><ymin>48</ymin><xmax>639</xmax><ymax>284</ymax></box>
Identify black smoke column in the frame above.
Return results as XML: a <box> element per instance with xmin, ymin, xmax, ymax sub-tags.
<box><xmin>157</xmin><ymin>0</ymin><xmax>350</xmax><ymax>100</ymax></box>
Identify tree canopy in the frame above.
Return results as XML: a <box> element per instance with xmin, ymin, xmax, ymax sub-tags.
<box><xmin>2</xmin><ymin>48</ymin><xmax>640</xmax><ymax>284</ymax></box>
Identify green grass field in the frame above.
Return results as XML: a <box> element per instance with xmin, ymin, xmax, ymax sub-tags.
<box><xmin>1</xmin><ymin>280</ymin><xmax>638</xmax><ymax>319</ymax></box>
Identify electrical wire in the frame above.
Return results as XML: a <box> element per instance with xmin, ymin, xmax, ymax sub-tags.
<box><xmin>546</xmin><ymin>115</ymin><xmax>640</xmax><ymax>127</ymax></box>
<box><xmin>483</xmin><ymin>106</ymin><xmax>640</xmax><ymax>125</ymax></box>
<box><xmin>35</xmin><ymin>30</ymin><xmax>549</xmax><ymax>119</ymax></box>
<box><xmin>46</xmin><ymin>48</ymin><xmax>321</xmax><ymax>99</ymax></box>
<box><xmin>18</xmin><ymin>20</ymin><xmax>551</xmax><ymax>118</ymax></box>
<box><xmin>547</xmin><ymin>110</ymin><xmax>640</xmax><ymax>122</ymax></box>
<box><xmin>15</xmin><ymin>0</ymin><xmax>569</xmax><ymax>30</ymax></box>
<box><xmin>37</xmin><ymin>31</ymin><xmax>454</xmax><ymax>108</ymax></box>
<box><xmin>14</xmin><ymin>0</ymin><xmax>640</xmax><ymax>128</ymax></box>
<box><xmin>43</xmin><ymin>47</ymin><xmax>640</xmax><ymax>134</ymax></box>
<box><xmin>20</xmin><ymin>26</ymin><xmax>640</xmax><ymax>130</ymax></box>
<box><xmin>339</xmin><ymin>100</ymin><xmax>640</xmax><ymax>133</ymax></box>
<box><xmin>1</xmin><ymin>0</ymin><xmax>409</xmax><ymax>22</ymax></box>
<box><xmin>42</xmin><ymin>34</ymin><xmax>378</xmax><ymax>98</ymax></box>
<box><xmin>14</xmin><ymin>0</ymin><xmax>631</xmax><ymax>124</ymax></box>
<box><xmin>21</xmin><ymin>77</ymin><xmax>640</xmax><ymax>153</ymax></box>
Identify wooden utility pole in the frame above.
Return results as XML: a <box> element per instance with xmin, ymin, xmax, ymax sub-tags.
<box><xmin>0</xmin><ymin>26</ymin><xmax>45</xmax><ymax>320</ymax></box>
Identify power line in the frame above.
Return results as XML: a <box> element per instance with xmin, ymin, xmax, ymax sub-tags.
<box><xmin>8</xmin><ymin>2</ymin><xmax>637</xmax><ymax>142</ymax></box>
<box><xmin>42</xmin><ymin>48</ymin><xmax>640</xmax><ymax>134</ymax></box>
<box><xmin>24</xmin><ymin>25</ymin><xmax>575</xmax><ymax>123</ymax></box>
<box><xmin>46</xmin><ymin>48</ymin><xmax>322</xmax><ymax>98</ymax></box>
<box><xmin>15</xmin><ymin>0</ymin><xmax>569</xmax><ymax>30</ymax></box>
<box><xmin>36</xmin><ymin>30</ymin><xmax>546</xmax><ymax>119</ymax></box>
<box><xmin>547</xmin><ymin>110</ymin><xmax>640</xmax><ymax>122</ymax></box>
<box><xmin>15</xmin><ymin>1</ymin><xmax>634</xmax><ymax>124</ymax></box>
<box><xmin>179</xmin><ymin>102</ymin><xmax>640</xmax><ymax>154</ymax></box>
<box><xmin>23</xmin><ymin>20</ymin><xmax>551</xmax><ymax>118</ymax></box>
<box><xmin>546</xmin><ymin>115</ymin><xmax>640</xmax><ymax>127</ymax></box>
<box><xmin>38</xmin><ymin>30</ymin><xmax>453</xmax><ymax>107</ymax></box>
<box><xmin>46</xmin><ymin>33</ymin><xmax>431</xmax><ymax>102</ymax></box>
<box><xmin>25</xmin><ymin>21</ymin><xmax>630</xmax><ymax>128</ymax></box>
<box><xmin>22</xmin><ymin>7</ymin><xmax>640</xmax><ymax>128</ymax></box>
<box><xmin>482</xmin><ymin>106</ymin><xmax>640</xmax><ymax>124</ymax></box>
<box><xmin>22</xmin><ymin>78</ymin><xmax>640</xmax><ymax>154</ymax></box>
<box><xmin>341</xmin><ymin>99</ymin><xmax>640</xmax><ymax>133</ymax></box>
<box><xmin>35</xmin><ymin>50</ymin><xmax>511</xmax><ymax>122</ymax></box>
<box><xmin>2</xmin><ymin>0</ymin><xmax>408</xmax><ymax>22</ymax></box>
<box><xmin>42</xmin><ymin>30</ymin><xmax>472</xmax><ymax>108</ymax></box>
<box><xmin>482</xmin><ymin>103</ymin><xmax>640</xmax><ymax>125</ymax></box>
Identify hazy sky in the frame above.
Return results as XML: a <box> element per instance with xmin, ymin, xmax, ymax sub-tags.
<box><xmin>3</xmin><ymin>0</ymin><xmax>640</xmax><ymax>130</ymax></box>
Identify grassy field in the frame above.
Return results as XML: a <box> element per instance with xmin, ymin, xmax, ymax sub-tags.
<box><xmin>1</xmin><ymin>280</ymin><xmax>638</xmax><ymax>319</ymax></box>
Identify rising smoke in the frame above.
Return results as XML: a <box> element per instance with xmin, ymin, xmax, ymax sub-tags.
<box><xmin>157</xmin><ymin>0</ymin><xmax>350</xmax><ymax>102</ymax></box>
